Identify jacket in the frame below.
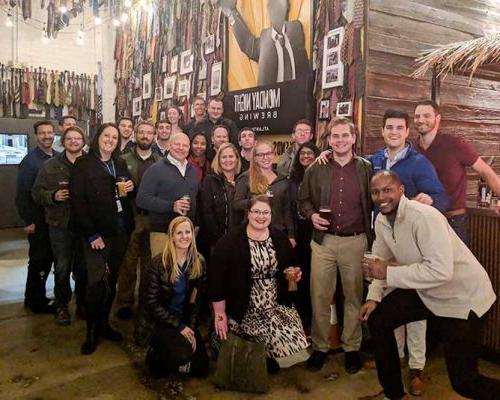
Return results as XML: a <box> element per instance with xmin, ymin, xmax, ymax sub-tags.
<box><xmin>188</xmin><ymin>116</ymin><xmax>239</xmax><ymax>146</ymax></box>
<box><xmin>70</xmin><ymin>151</ymin><xmax>135</xmax><ymax>239</ymax></box>
<box><xmin>209</xmin><ymin>226</ymin><xmax>296</xmax><ymax>323</ymax></box>
<box><xmin>136</xmin><ymin>157</ymin><xmax>199</xmax><ymax>232</ymax></box>
<box><xmin>367</xmin><ymin>196</ymin><xmax>496</xmax><ymax>320</ymax></box>
<box><xmin>276</xmin><ymin>144</ymin><xmax>296</xmax><ymax>177</ymax></box>
<box><xmin>298</xmin><ymin>155</ymin><xmax>373</xmax><ymax>245</ymax></box>
<box><xmin>369</xmin><ymin>144</ymin><xmax>449</xmax><ymax>212</ymax></box>
<box><xmin>199</xmin><ymin>173</ymin><xmax>235</xmax><ymax>246</ymax></box>
<box><xmin>135</xmin><ymin>254</ymin><xmax>206</xmax><ymax>346</ymax></box>
<box><xmin>31</xmin><ymin>152</ymin><xmax>77</xmax><ymax>229</ymax></box>
<box><xmin>121</xmin><ymin>149</ymin><xmax>162</xmax><ymax>188</ymax></box>
<box><xmin>232</xmin><ymin>171</ymin><xmax>295</xmax><ymax>238</ymax></box>
<box><xmin>16</xmin><ymin>147</ymin><xmax>59</xmax><ymax>226</ymax></box>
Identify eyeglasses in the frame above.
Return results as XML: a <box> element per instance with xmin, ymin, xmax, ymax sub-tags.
<box><xmin>255</xmin><ymin>151</ymin><xmax>274</xmax><ymax>159</ymax></box>
<box><xmin>295</xmin><ymin>129</ymin><xmax>311</xmax><ymax>134</ymax></box>
<box><xmin>249</xmin><ymin>209</ymin><xmax>271</xmax><ymax>216</ymax></box>
<box><xmin>299</xmin><ymin>150</ymin><xmax>315</xmax><ymax>156</ymax></box>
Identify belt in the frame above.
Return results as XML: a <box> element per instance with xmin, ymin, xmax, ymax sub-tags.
<box><xmin>445</xmin><ymin>208</ymin><xmax>466</xmax><ymax>218</ymax></box>
<box><xmin>327</xmin><ymin>231</ymin><xmax>364</xmax><ymax>237</ymax></box>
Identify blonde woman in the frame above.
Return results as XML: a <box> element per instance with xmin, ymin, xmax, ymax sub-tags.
<box><xmin>233</xmin><ymin>140</ymin><xmax>295</xmax><ymax>246</ymax></box>
<box><xmin>136</xmin><ymin>216</ymin><xmax>208</xmax><ymax>378</ymax></box>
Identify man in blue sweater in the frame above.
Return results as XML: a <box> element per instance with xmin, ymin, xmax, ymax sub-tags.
<box><xmin>367</xmin><ymin>109</ymin><xmax>449</xmax><ymax>396</ymax></box>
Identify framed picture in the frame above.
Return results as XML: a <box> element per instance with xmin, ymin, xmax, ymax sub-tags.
<box><xmin>322</xmin><ymin>27</ymin><xmax>345</xmax><ymax>89</ymax></box>
<box><xmin>326</xmin><ymin>50</ymin><xmax>339</xmax><ymax>67</ymax></box>
<box><xmin>205</xmin><ymin>34</ymin><xmax>215</xmax><ymax>55</ymax></box>
<box><xmin>323</xmin><ymin>66</ymin><xmax>343</xmax><ymax>88</ymax></box>
<box><xmin>326</xmin><ymin>27</ymin><xmax>344</xmax><ymax>50</ymax></box>
<box><xmin>171</xmin><ymin>55</ymin><xmax>178</xmax><ymax>73</ymax></box>
<box><xmin>161</xmin><ymin>56</ymin><xmax>167</xmax><ymax>73</ymax></box>
<box><xmin>210</xmin><ymin>62</ymin><xmax>222</xmax><ymax>96</ymax></box>
<box><xmin>0</xmin><ymin>133</ymin><xmax>28</xmax><ymax>165</ymax></box>
<box><xmin>336</xmin><ymin>101</ymin><xmax>352</xmax><ymax>117</ymax></box>
<box><xmin>180</xmin><ymin>50</ymin><xmax>194</xmax><ymax>75</ymax></box>
<box><xmin>318</xmin><ymin>100</ymin><xmax>330</xmax><ymax>120</ymax></box>
<box><xmin>132</xmin><ymin>97</ymin><xmax>142</xmax><ymax>116</ymax></box>
<box><xmin>199</xmin><ymin>59</ymin><xmax>207</xmax><ymax>80</ymax></box>
<box><xmin>159</xmin><ymin>111</ymin><xmax>166</xmax><ymax>121</ymax></box>
<box><xmin>154</xmin><ymin>87</ymin><xmax>163</xmax><ymax>102</ymax></box>
<box><xmin>178</xmin><ymin>78</ymin><xmax>190</xmax><ymax>97</ymax></box>
<box><xmin>164</xmin><ymin>76</ymin><xmax>176</xmax><ymax>100</ymax></box>
<box><xmin>142</xmin><ymin>73</ymin><xmax>152</xmax><ymax>99</ymax></box>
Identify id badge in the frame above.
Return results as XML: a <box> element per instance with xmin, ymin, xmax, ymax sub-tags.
<box><xmin>116</xmin><ymin>198</ymin><xmax>123</xmax><ymax>213</ymax></box>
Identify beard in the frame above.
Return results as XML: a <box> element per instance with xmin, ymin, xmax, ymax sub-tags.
<box><xmin>137</xmin><ymin>141</ymin><xmax>152</xmax><ymax>150</ymax></box>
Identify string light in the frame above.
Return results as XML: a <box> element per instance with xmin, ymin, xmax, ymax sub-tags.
<box><xmin>5</xmin><ymin>13</ymin><xmax>13</xmax><ymax>27</ymax></box>
<box><xmin>94</xmin><ymin>16</ymin><xmax>102</xmax><ymax>25</ymax></box>
<box><xmin>120</xmin><ymin>13</ymin><xmax>129</xmax><ymax>23</ymax></box>
<box><xmin>42</xmin><ymin>25</ymin><xmax>50</xmax><ymax>44</ymax></box>
<box><xmin>76</xmin><ymin>26</ymin><xmax>84</xmax><ymax>45</ymax></box>
<box><xmin>112</xmin><ymin>18</ymin><xmax>120</xmax><ymax>27</ymax></box>
<box><xmin>60</xmin><ymin>5</ymin><xmax>68</xmax><ymax>14</ymax></box>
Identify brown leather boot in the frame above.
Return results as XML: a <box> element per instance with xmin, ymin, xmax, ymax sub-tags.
<box><xmin>409</xmin><ymin>369</ymin><xmax>426</xmax><ymax>396</ymax></box>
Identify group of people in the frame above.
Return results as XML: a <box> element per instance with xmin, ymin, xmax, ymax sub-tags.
<box><xmin>15</xmin><ymin>96</ymin><xmax>500</xmax><ymax>399</ymax></box>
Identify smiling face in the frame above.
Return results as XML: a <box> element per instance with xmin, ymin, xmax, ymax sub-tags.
<box><xmin>98</xmin><ymin>126</ymin><xmax>120</xmax><ymax>155</ymax></box>
<box><xmin>370</xmin><ymin>174</ymin><xmax>405</xmax><ymax>216</ymax></box>
<box><xmin>254</xmin><ymin>142</ymin><xmax>274</xmax><ymax>170</ymax></box>
<box><xmin>212</xmin><ymin>127</ymin><xmax>229</xmax><ymax>149</ymax></box>
<box><xmin>382</xmin><ymin>118</ymin><xmax>409</xmax><ymax>151</ymax></box>
<box><xmin>172</xmin><ymin>221</ymin><xmax>193</xmax><ymax>251</ymax></box>
<box><xmin>247</xmin><ymin>201</ymin><xmax>272</xmax><ymax>231</ymax></box>
<box><xmin>168</xmin><ymin>107</ymin><xmax>180</xmax><ymax>125</ymax></box>
<box><xmin>35</xmin><ymin>123</ymin><xmax>55</xmax><ymax>151</ymax></box>
<box><xmin>193</xmin><ymin>99</ymin><xmax>206</xmax><ymax>117</ymax></box>
<box><xmin>328</xmin><ymin>123</ymin><xmax>355</xmax><ymax>158</ymax></box>
<box><xmin>191</xmin><ymin>134</ymin><xmax>207</xmax><ymax>157</ymax></box>
<box><xmin>293</xmin><ymin>123</ymin><xmax>313</xmax><ymax>146</ymax></box>
<box><xmin>118</xmin><ymin>119</ymin><xmax>133</xmax><ymax>141</ymax></box>
<box><xmin>63</xmin><ymin>130</ymin><xmax>85</xmax><ymax>155</ymax></box>
<box><xmin>156</xmin><ymin>122</ymin><xmax>171</xmax><ymax>141</ymax></box>
<box><xmin>135</xmin><ymin>124</ymin><xmax>155</xmax><ymax>150</ymax></box>
<box><xmin>219</xmin><ymin>146</ymin><xmax>237</xmax><ymax>173</ymax></box>
<box><xmin>298</xmin><ymin>146</ymin><xmax>316</xmax><ymax>168</ymax></box>
<box><xmin>169</xmin><ymin>133</ymin><xmax>190</xmax><ymax>161</ymax></box>
<box><xmin>414</xmin><ymin>105</ymin><xmax>441</xmax><ymax>136</ymax></box>
<box><xmin>207</xmin><ymin>99</ymin><xmax>224</xmax><ymax>121</ymax></box>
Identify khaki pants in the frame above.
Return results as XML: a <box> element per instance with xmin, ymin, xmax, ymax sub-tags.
<box><xmin>116</xmin><ymin>214</ymin><xmax>151</xmax><ymax>308</ymax></box>
<box><xmin>150</xmin><ymin>232</ymin><xmax>169</xmax><ymax>258</ymax></box>
<box><xmin>310</xmin><ymin>233</ymin><xmax>367</xmax><ymax>352</ymax></box>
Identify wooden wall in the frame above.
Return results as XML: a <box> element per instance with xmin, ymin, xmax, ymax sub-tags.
<box><xmin>364</xmin><ymin>0</ymin><xmax>500</xmax><ymax>200</ymax></box>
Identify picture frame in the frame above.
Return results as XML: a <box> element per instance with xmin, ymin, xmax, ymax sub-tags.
<box><xmin>318</xmin><ymin>100</ymin><xmax>330</xmax><ymax>120</ymax></box>
<box><xmin>180</xmin><ymin>50</ymin><xmax>194</xmax><ymax>75</ymax></box>
<box><xmin>170</xmin><ymin>55</ymin><xmax>178</xmax><ymax>73</ymax></box>
<box><xmin>323</xmin><ymin>66</ymin><xmax>343</xmax><ymax>88</ymax></box>
<box><xmin>336</xmin><ymin>101</ymin><xmax>352</xmax><ymax>117</ymax></box>
<box><xmin>210</xmin><ymin>62</ymin><xmax>222</xmax><ymax>96</ymax></box>
<box><xmin>322</xmin><ymin>27</ymin><xmax>345</xmax><ymax>89</ymax></box>
<box><xmin>178</xmin><ymin>78</ymin><xmax>190</xmax><ymax>97</ymax></box>
<box><xmin>164</xmin><ymin>76</ymin><xmax>176</xmax><ymax>100</ymax></box>
<box><xmin>142</xmin><ymin>73</ymin><xmax>152</xmax><ymax>99</ymax></box>
<box><xmin>199</xmin><ymin>59</ymin><xmax>207</xmax><ymax>80</ymax></box>
<box><xmin>0</xmin><ymin>133</ymin><xmax>28</xmax><ymax>165</ymax></box>
<box><xmin>132</xmin><ymin>97</ymin><xmax>142</xmax><ymax>117</ymax></box>
<box><xmin>161</xmin><ymin>56</ymin><xmax>167</xmax><ymax>73</ymax></box>
<box><xmin>205</xmin><ymin>34</ymin><xmax>215</xmax><ymax>55</ymax></box>
<box><xmin>154</xmin><ymin>86</ymin><xmax>163</xmax><ymax>102</ymax></box>
<box><xmin>159</xmin><ymin>111</ymin><xmax>166</xmax><ymax>121</ymax></box>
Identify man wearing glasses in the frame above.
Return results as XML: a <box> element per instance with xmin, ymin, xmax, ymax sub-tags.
<box><xmin>298</xmin><ymin>118</ymin><xmax>373</xmax><ymax>373</ymax></box>
<box><xmin>277</xmin><ymin>119</ymin><xmax>314</xmax><ymax>176</ymax></box>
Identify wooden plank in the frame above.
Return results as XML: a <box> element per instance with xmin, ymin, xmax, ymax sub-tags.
<box><xmin>440</xmin><ymin>83</ymin><xmax>500</xmax><ymax>111</ymax></box>
<box><xmin>439</xmin><ymin>104</ymin><xmax>500</xmax><ymax>125</ymax></box>
<box><xmin>368</xmin><ymin>31</ymin><xmax>424</xmax><ymax>58</ymax></box>
<box><xmin>366</xmin><ymin>72</ymin><xmax>431</xmax><ymax>100</ymax></box>
<box><xmin>370</xmin><ymin>0</ymin><xmax>486</xmax><ymax>37</ymax></box>
<box><xmin>367</xmin><ymin>50</ymin><xmax>425</xmax><ymax>78</ymax></box>
<box><xmin>439</xmin><ymin>74</ymin><xmax>500</xmax><ymax>91</ymax></box>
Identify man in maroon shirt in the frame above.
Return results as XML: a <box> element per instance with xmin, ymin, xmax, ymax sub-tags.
<box><xmin>299</xmin><ymin>118</ymin><xmax>373</xmax><ymax>373</ymax></box>
<box><xmin>414</xmin><ymin>100</ymin><xmax>500</xmax><ymax>244</ymax></box>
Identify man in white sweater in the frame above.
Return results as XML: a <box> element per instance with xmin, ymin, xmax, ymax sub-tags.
<box><xmin>358</xmin><ymin>170</ymin><xmax>499</xmax><ymax>400</ymax></box>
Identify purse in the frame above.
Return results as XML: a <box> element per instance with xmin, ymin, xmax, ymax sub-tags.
<box><xmin>212</xmin><ymin>333</ymin><xmax>269</xmax><ymax>393</ymax></box>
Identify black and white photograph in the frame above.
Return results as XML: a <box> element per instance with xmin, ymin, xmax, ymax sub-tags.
<box><xmin>327</xmin><ymin>33</ymin><xmax>340</xmax><ymax>49</ymax></box>
<box><xmin>322</xmin><ymin>27</ymin><xmax>344</xmax><ymax>89</ymax></box>
<box><xmin>178</xmin><ymin>79</ymin><xmax>190</xmax><ymax>97</ymax></box>
<box><xmin>336</xmin><ymin>101</ymin><xmax>352</xmax><ymax>117</ymax></box>
<box><xmin>0</xmin><ymin>133</ymin><xmax>28</xmax><ymax>165</ymax></box>
<box><xmin>154</xmin><ymin>87</ymin><xmax>163</xmax><ymax>102</ymax></box>
<box><xmin>205</xmin><ymin>34</ymin><xmax>215</xmax><ymax>55</ymax></box>
<box><xmin>326</xmin><ymin>27</ymin><xmax>344</xmax><ymax>50</ymax></box>
<box><xmin>180</xmin><ymin>50</ymin><xmax>194</xmax><ymax>75</ymax></box>
<box><xmin>170</xmin><ymin>54</ymin><xmax>178</xmax><ymax>73</ymax></box>
<box><xmin>199</xmin><ymin>59</ymin><xmax>207</xmax><ymax>80</ymax></box>
<box><xmin>327</xmin><ymin>51</ymin><xmax>339</xmax><ymax>67</ymax></box>
<box><xmin>210</xmin><ymin>62</ymin><xmax>222</xmax><ymax>96</ymax></box>
<box><xmin>142</xmin><ymin>73</ymin><xmax>152</xmax><ymax>99</ymax></box>
<box><xmin>318</xmin><ymin>100</ymin><xmax>330</xmax><ymax>120</ymax></box>
<box><xmin>161</xmin><ymin>55</ymin><xmax>167</xmax><ymax>73</ymax></box>
<box><xmin>163</xmin><ymin>76</ymin><xmax>176</xmax><ymax>99</ymax></box>
<box><xmin>132</xmin><ymin>96</ymin><xmax>142</xmax><ymax>116</ymax></box>
<box><xmin>324</xmin><ymin>66</ymin><xmax>342</xmax><ymax>87</ymax></box>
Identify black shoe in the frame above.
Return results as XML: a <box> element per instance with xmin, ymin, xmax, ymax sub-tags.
<box><xmin>345</xmin><ymin>351</ymin><xmax>362</xmax><ymax>374</ymax></box>
<box><xmin>100</xmin><ymin>320</ymin><xmax>124</xmax><ymax>342</ymax></box>
<box><xmin>116</xmin><ymin>306</ymin><xmax>133</xmax><ymax>320</ymax></box>
<box><xmin>29</xmin><ymin>302</ymin><xmax>56</xmax><ymax>314</ymax></box>
<box><xmin>55</xmin><ymin>307</ymin><xmax>71</xmax><ymax>326</ymax></box>
<box><xmin>81</xmin><ymin>322</ymin><xmax>99</xmax><ymax>355</ymax></box>
<box><xmin>266</xmin><ymin>358</ymin><xmax>280</xmax><ymax>374</ymax></box>
<box><xmin>307</xmin><ymin>350</ymin><xmax>328</xmax><ymax>371</ymax></box>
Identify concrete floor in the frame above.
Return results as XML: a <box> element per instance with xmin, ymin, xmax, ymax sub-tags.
<box><xmin>1</xmin><ymin>228</ymin><xmax>500</xmax><ymax>399</ymax></box>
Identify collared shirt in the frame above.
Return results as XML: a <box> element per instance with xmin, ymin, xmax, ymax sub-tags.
<box><xmin>167</xmin><ymin>153</ymin><xmax>188</xmax><ymax>177</ymax></box>
<box><xmin>328</xmin><ymin>159</ymin><xmax>364</xmax><ymax>234</ymax></box>
<box><xmin>384</xmin><ymin>145</ymin><xmax>410</xmax><ymax>170</ymax></box>
<box><xmin>271</xmin><ymin>25</ymin><xmax>296</xmax><ymax>82</ymax></box>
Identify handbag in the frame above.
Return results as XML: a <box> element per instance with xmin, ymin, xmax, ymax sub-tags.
<box><xmin>212</xmin><ymin>333</ymin><xmax>269</xmax><ymax>393</ymax></box>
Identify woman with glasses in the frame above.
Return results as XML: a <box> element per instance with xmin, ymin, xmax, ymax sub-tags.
<box><xmin>210</xmin><ymin>195</ymin><xmax>308</xmax><ymax>373</ymax></box>
<box><xmin>233</xmin><ymin>140</ymin><xmax>295</xmax><ymax>246</ymax></box>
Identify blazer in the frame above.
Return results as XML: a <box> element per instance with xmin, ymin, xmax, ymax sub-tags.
<box><xmin>209</xmin><ymin>226</ymin><xmax>296</xmax><ymax>323</ymax></box>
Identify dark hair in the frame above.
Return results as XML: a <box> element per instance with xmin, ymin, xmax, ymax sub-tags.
<box><xmin>247</xmin><ymin>194</ymin><xmax>272</xmax><ymax>211</ymax></box>
<box><xmin>211</xmin><ymin>124</ymin><xmax>229</xmax><ymax>138</ymax></box>
<box><xmin>61</xmin><ymin>125</ymin><xmax>87</xmax><ymax>145</ymax></box>
<box><xmin>33</xmin><ymin>120</ymin><xmax>55</xmax><ymax>134</ymax></box>
<box><xmin>289</xmin><ymin>142</ymin><xmax>320</xmax><ymax>183</ymax></box>
<box><xmin>292</xmin><ymin>119</ymin><xmax>313</xmax><ymax>133</ymax></box>
<box><xmin>415</xmin><ymin>100</ymin><xmax>440</xmax><ymax>115</ymax></box>
<box><xmin>118</xmin><ymin>116</ymin><xmax>134</xmax><ymax>126</ymax></box>
<box><xmin>189</xmin><ymin>133</ymin><xmax>208</xmax><ymax>156</ymax></box>
<box><xmin>382</xmin><ymin>110</ymin><xmax>410</xmax><ymax>129</ymax></box>
<box><xmin>238</xmin><ymin>126</ymin><xmax>255</xmax><ymax>141</ymax></box>
<box><xmin>90</xmin><ymin>123</ymin><xmax>121</xmax><ymax>162</ymax></box>
<box><xmin>59</xmin><ymin>115</ymin><xmax>76</xmax><ymax>126</ymax></box>
<box><xmin>372</xmin><ymin>170</ymin><xmax>403</xmax><ymax>187</ymax></box>
<box><xmin>155</xmin><ymin>119</ymin><xmax>171</xmax><ymax>128</ymax></box>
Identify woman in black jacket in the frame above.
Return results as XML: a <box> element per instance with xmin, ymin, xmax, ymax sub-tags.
<box><xmin>210</xmin><ymin>195</ymin><xmax>308</xmax><ymax>373</ymax></box>
<box><xmin>288</xmin><ymin>142</ymin><xmax>320</xmax><ymax>329</ymax></box>
<box><xmin>71</xmin><ymin>123</ymin><xmax>135</xmax><ymax>355</ymax></box>
<box><xmin>199</xmin><ymin>142</ymin><xmax>241</xmax><ymax>253</ymax></box>
<box><xmin>137</xmin><ymin>216</ymin><xmax>208</xmax><ymax>378</ymax></box>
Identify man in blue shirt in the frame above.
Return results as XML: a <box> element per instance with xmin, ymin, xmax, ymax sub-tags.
<box><xmin>16</xmin><ymin>120</ymin><xmax>58</xmax><ymax>314</ymax></box>
<box><xmin>367</xmin><ymin>109</ymin><xmax>449</xmax><ymax>396</ymax></box>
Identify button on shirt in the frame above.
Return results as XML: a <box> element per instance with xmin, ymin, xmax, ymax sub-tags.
<box><xmin>328</xmin><ymin>159</ymin><xmax>364</xmax><ymax>234</ymax></box>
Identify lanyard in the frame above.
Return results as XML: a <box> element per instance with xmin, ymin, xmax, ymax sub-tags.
<box><xmin>100</xmin><ymin>158</ymin><xmax>116</xmax><ymax>178</ymax></box>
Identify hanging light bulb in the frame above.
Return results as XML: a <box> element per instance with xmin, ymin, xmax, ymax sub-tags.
<box><xmin>60</xmin><ymin>5</ymin><xmax>67</xmax><ymax>13</ymax></box>
<box><xmin>124</xmin><ymin>0</ymin><xmax>132</xmax><ymax>8</ymax></box>
<box><xmin>5</xmin><ymin>14</ymin><xmax>13</xmax><ymax>27</ymax></box>
<box><xmin>140</xmin><ymin>0</ymin><xmax>147</xmax><ymax>10</ymax></box>
<box><xmin>42</xmin><ymin>27</ymin><xmax>50</xmax><ymax>44</ymax></box>
<box><xmin>112</xmin><ymin>18</ymin><xmax>120</xmax><ymax>27</ymax></box>
<box><xmin>120</xmin><ymin>12</ymin><xmax>129</xmax><ymax>23</ymax></box>
<box><xmin>77</xmin><ymin>28</ymin><xmax>84</xmax><ymax>45</ymax></box>
<box><xmin>94</xmin><ymin>16</ymin><xmax>102</xmax><ymax>25</ymax></box>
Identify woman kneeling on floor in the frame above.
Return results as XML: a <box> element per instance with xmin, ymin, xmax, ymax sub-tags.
<box><xmin>137</xmin><ymin>216</ymin><xmax>209</xmax><ymax>378</ymax></box>
<box><xmin>210</xmin><ymin>195</ymin><xmax>309</xmax><ymax>373</ymax></box>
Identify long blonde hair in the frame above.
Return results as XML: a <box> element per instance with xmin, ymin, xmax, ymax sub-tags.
<box><xmin>161</xmin><ymin>216</ymin><xmax>203</xmax><ymax>283</ymax></box>
<box><xmin>211</xmin><ymin>142</ymin><xmax>242</xmax><ymax>175</ymax></box>
<box><xmin>249</xmin><ymin>140</ymin><xmax>274</xmax><ymax>194</ymax></box>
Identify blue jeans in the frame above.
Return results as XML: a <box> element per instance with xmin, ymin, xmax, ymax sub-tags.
<box><xmin>447</xmin><ymin>214</ymin><xmax>469</xmax><ymax>246</ymax></box>
<box><xmin>49</xmin><ymin>226</ymin><xmax>86</xmax><ymax>309</ymax></box>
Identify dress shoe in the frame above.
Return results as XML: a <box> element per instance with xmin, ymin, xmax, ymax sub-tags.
<box><xmin>345</xmin><ymin>351</ymin><xmax>362</xmax><ymax>374</ymax></box>
<box><xmin>358</xmin><ymin>390</ymin><xmax>409</xmax><ymax>400</ymax></box>
<box><xmin>364</xmin><ymin>357</ymin><xmax>406</xmax><ymax>370</ymax></box>
<box><xmin>55</xmin><ymin>307</ymin><xmax>71</xmax><ymax>326</ymax></box>
<box><xmin>81</xmin><ymin>322</ymin><xmax>99</xmax><ymax>355</ymax></box>
<box><xmin>29</xmin><ymin>302</ymin><xmax>56</xmax><ymax>314</ymax></box>
<box><xmin>266</xmin><ymin>358</ymin><xmax>280</xmax><ymax>374</ymax></box>
<box><xmin>409</xmin><ymin>369</ymin><xmax>426</xmax><ymax>396</ymax></box>
<box><xmin>116</xmin><ymin>306</ymin><xmax>133</xmax><ymax>320</ymax></box>
<box><xmin>306</xmin><ymin>350</ymin><xmax>328</xmax><ymax>371</ymax></box>
<box><xmin>100</xmin><ymin>320</ymin><xmax>124</xmax><ymax>342</ymax></box>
